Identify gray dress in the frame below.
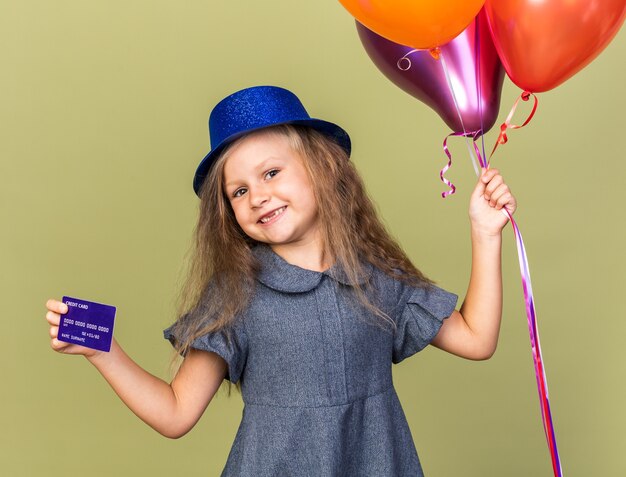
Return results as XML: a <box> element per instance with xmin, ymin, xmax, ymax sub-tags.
<box><xmin>163</xmin><ymin>243</ymin><xmax>458</xmax><ymax>477</ymax></box>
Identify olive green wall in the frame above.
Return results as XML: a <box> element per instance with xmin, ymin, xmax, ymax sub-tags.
<box><xmin>2</xmin><ymin>1</ymin><xmax>624</xmax><ymax>475</ymax></box>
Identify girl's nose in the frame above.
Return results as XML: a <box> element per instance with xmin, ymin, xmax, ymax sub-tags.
<box><xmin>249</xmin><ymin>187</ymin><xmax>270</xmax><ymax>208</ymax></box>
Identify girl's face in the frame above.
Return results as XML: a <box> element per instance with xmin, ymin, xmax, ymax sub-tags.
<box><xmin>223</xmin><ymin>131</ymin><xmax>321</xmax><ymax>252</ymax></box>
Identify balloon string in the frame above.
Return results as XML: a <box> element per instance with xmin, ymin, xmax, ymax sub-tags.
<box><xmin>504</xmin><ymin>207</ymin><xmax>564</xmax><ymax>477</ymax></box>
<box><xmin>476</xmin><ymin>114</ymin><xmax>563</xmax><ymax>475</ymax></box>
<box><xmin>460</xmin><ymin>40</ymin><xmax>554</xmax><ymax>457</ymax></box>
<box><xmin>401</xmin><ymin>41</ymin><xmax>560</xmax><ymax>474</ymax></box>
<box><xmin>488</xmin><ymin>90</ymin><xmax>538</xmax><ymax>164</ymax></box>
<box><xmin>474</xmin><ymin>12</ymin><xmax>487</xmax><ymax>163</ymax></box>
<box><xmin>407</xmin><ymin>38</ymin><xmax>560</xmax><ymax>473</ymax></box>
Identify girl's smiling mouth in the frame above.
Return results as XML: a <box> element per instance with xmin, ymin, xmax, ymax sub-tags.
<box><xmin>258</xmin><ymin>206</ymin><xmax>287</xmax><ymax>225</ymax></box>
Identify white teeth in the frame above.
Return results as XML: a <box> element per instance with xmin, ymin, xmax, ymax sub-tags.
<box><xmin>260</xmin><ymin>207</ymin><xmax>285</xmax><ymax>223</ymax></box>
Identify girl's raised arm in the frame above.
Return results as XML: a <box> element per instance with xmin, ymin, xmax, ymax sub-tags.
<box><xmin>430</xmin><ymin>168</ymin><xmax>515</xmax><ymax>360</ymax></box>
<box><xmin>45</xmin><ymin>298</ymin><xmax>227</xmax><ymax>438</ymax></box>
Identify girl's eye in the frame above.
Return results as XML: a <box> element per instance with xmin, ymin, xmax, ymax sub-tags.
<box><xmin>265</xmin><ymin>169</ymin><xmax>279</xmax><ymax>180</ymax></box>
<box><xmin>233</xmin><ymin>188</ymin><xmax>247</xmax><ymax>198</ymax></box>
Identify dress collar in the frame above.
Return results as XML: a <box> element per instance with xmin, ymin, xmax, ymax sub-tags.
<box><xmin>251</xmin><ymin>243</ymin><xmax>373</xmax><ymax>293</ymax></box>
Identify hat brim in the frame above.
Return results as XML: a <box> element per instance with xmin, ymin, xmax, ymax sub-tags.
<box><xmin>192</xmin><ymin>118</ymin><xmax>351</xmax><ymax>196</ymax></box>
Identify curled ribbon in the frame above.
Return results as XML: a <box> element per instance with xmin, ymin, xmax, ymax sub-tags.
<box><xmin>488</xmin><ymin>90</ymin><xmax>538</xmax><ymax>163</ymax></box>
<box><xmin>441</xmin><ymin>131</ymin><xmax>483</xmax><ymax>198</ymax></box>
<box><xmin>440</xmin><ymin>135</ymin><xmax>457</xmax><ymax>198</ymax></box>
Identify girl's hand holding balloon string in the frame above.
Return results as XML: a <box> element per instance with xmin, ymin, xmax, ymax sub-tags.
<box><xmin>430</xmin><ymin>168</ymin><xmax>516</xmax><ymax>360</ymax></box>
<box><xmin>469</xmin><ymin>168</ymin><xmax>516</xmax><ymax>237</ymax></box>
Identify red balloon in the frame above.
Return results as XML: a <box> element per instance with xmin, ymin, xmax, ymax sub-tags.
<box><xmin>485</xmin><ymin>0</ymin><xmax>626</xmax><ymax>93</ymax></box>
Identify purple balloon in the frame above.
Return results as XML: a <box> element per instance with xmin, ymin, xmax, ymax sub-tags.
<box><xmin>356</xmin><ymin>10</ymin><xmax>504</xmax><ymax>135</ymax></box>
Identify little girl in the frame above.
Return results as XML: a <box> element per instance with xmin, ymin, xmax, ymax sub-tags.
<box><xmin>45</xmin><ymin>85</ymin><xmax>515</xmax><ymax>476</ymax></box>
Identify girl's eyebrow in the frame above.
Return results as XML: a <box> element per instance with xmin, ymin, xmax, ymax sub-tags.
<box><xmin>253</xmin><ymin>156</ymin><xmax>283</xmax><ymax>172</ymax></box>
<box><xmin>225</xmin><ymin>156</ymin><xmax>283</xmax><ymax>188</ymax></box>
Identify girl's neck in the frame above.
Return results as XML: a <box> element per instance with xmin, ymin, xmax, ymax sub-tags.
<box><xmin>269</xmin><ymin>240</ymin><xmax>332</xmax><ymax>273</ymax></box>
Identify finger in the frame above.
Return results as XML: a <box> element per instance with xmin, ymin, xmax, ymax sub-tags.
<box><xmin>481</xmin><ymin>167</ymin><xmax>499</xmax><ymax>183</ymax></box>
<box><xmin>484</xmin><ymin>175</ymin><xmax>504</xmax><ymax>200</ymax></box>
<box><xmin>46</xmin><ymin>310</ymin><xmax>60</xmax><ymax>326</ymax></box>
<box><xmin>49</xmin><ymin>325</ymin><xmax>58</xmax><ymax>339</ymax></box>
<box><xmin>488</xmin><ymin>183</ymin><xmax>510</xmax><ymax>207</ymax></box>
<box><xmin>495</xmin><ymin>192</ymin><xmax>513</xmax><ymax>210</ymax></box>
<box><xmin>472</xmin><ymin>168</ymin><xmax>489</xmax><ymax>199</ymax></box>
<box><xmin>502</xmin><ymin>194</ymin><xmax>517</xmax><ymax>214</ymax></box>
<box><xmin>51</xmin><ymin>337</ymin><xmax>70</xmax><ymax>352</ymax></box>
<box><xmin>492</xmin><ymin>184</ymin><xmax>516</xmax><ymax>211</ymax></box>
<box><xmin>46</xmin><ymin>299</ymin><xmax>68</xmax><ymax>315</ymax></box>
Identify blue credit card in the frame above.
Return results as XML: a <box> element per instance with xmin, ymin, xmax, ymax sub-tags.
<box><xmin>58</xmin><ymin>296</ymin><xmax>116</xmax><ymax>352</ymax></box>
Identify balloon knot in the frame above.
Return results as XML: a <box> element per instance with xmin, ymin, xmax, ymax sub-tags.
<box><xmin>428</xmin><ymin>47</ymin><xmax>441</xmax><ymax>60</ymax></box>
<box><xmin>522</xmin><ymin>91</ymin><xmax>531</xmax><ymax>101</ymax></box>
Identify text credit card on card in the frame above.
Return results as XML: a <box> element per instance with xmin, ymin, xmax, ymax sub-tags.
<box><xmin>58</xmin><ymin>296</ymin><xmax>116</xmax><ymax>352</ymax></box>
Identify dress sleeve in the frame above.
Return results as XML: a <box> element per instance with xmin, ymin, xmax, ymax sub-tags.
<box><xmin>163</xmin><ymin>315</ymin><xmax>248</xmax><ymax>385</ymax></box>
<box><xmin>392</xmin><ymin>282</ymin><xmax>458</xmax><ymax>364</ymax></box>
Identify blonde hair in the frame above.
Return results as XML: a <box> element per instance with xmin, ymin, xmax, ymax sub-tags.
<box><xmin>169</xmin><ymin>124</ymin><xmax>433</xmax><ymax>395</ymax></box>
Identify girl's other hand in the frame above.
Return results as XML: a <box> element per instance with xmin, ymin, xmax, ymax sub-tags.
<box><xmin>45</xmin><ymin>299</ymin><xmax>101</xmax><ymax>358</ymax></box>
<box><xmin>469</xmin><ymin>168</ymin><xmax>517</xmax><ymax>237</ymax></box>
